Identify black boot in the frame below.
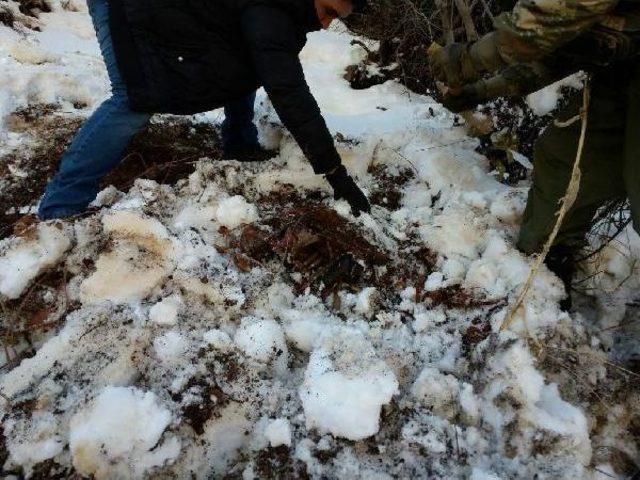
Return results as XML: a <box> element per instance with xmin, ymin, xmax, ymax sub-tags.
<box><xmin>222</xmin><ymin>144</ymin><xmax>277</xmax><ymax>163</ymax></box>
<box><xmin>545</xmin><ymin>244</ymin><xmax>576</xmax><ymax>311</ymax></box>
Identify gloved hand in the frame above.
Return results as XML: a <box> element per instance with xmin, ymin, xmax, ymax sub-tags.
<box><xmin>428</xmin><ymin>34</ymin><xmax>507</xmax><ymax>88</ymax></box>
<box><xmin>440</xmin><ymin>80</ymin><xmax>489</xmax><ymax>113</ymax></box>
<box><xmin>325</xmin><ymin>165</ymin><xmax>371</xmax><ymax>216</ymax></box>
<box><xmin>441</xmin><ymin>62</ymin><xmax>559</xmax><ymax>113</ymax></box>
<box><xmin>428</xmin><ymin>42</ymin><xmax>483</xmax><ymax>88</ymax></box>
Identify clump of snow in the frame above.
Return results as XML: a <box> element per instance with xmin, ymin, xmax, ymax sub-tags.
<box><xmin>300</xmin><ymin>329</ymin><xmax>398</xmax><ymax>440</ymax></box>
<box><xmin>282</xmin><ymin>298</ymin><xmax>338</xmax><ymax>353</ymax></box>
<box><xmin>154</xmin><ymin>330</ymin><xmax>189</xmax><ymax>363</ymax></box>
<box><xmin>234</xmin><ymin>317</ymin><xmax>288</xmax><ymax>372</ymax></box>
<box><xmin>69</xmin><ymin>386</ymin><xmax>180</xmax><ymax>479</ymax></box>
<box><xmin>203</xmin><ymin>329</ymin><xmax>234</xmax><ymax>351</ymax></box>
<box><xmin>0</xmin><ymin>223</ymin><xmax>71</xmax><ymax>299</ymax></box>
<box><xmin>526</xmin><ymin>73</ymin><xmax>584</xmax><ymax>116</ymax></box>
<box><xmin>149</xmin><ymin>294</ymin><xmax>182</xmax><ymax>326</ymax></box>
<box><xmin>485</xmin><ymin>343</ymin><xmax>592</xmax><ymax>465</ymax></box>
<box><xmin>264</xmin><ymin>418</ymin><xmax>292</xmax><ymax>447</ymax></box>
<box><xmin>411</xmin><ymin>366</ymin><xmax>460</xmax><ymax>418</ymax></box>
<box><xmin>470</xmin><ymin>468</ymin><xmax>502</xmax><ymax>480</ymax></box>
<box><xmin>215</xmin><ymin>195</ymin><xmax>259</xmax><ymax>229</ymax></box>
<box><xmin>413</xmin><ymin>307</ymin><xmax>447</xmax><ymax>333</ymax></box>
<box><xmin>5</xmin><ymin>412</ymin><xmax>64</xmax><ymax>467</ymax></box>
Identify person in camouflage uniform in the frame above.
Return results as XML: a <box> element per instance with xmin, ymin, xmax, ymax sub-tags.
<box><xmin>429</xmin><ymin>0</ymin><xmax>640</xmax><ymax>309</ymax></box>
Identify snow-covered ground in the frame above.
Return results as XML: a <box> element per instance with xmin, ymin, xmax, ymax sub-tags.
<box><xmin>1</xmin><ymin>2</ymin><xmax>639</xmax><ymax>479</ymax></box>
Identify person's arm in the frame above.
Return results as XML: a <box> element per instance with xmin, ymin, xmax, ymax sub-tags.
<box><xmin>492</xmin><ymin>0</ymin><xmax>620</xmax><ymax>65</ymax></box>
<box><xmin>239</xmin><ymin>4</ymin><xmax>340</xmax><ymax>175</ymax></box>
<box><xmin>238</xmin><ymin>3</ymin><xmax>370</xmax><ymax>215</ymax></box>
<box><xmin>429</xmin><ymin>0</ymin><xmax>619</xmax><ymax>86</ymax></box>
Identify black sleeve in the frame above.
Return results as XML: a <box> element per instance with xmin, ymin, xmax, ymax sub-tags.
<box><xmin>239</xmin><ymin>4</ymin><xmax>342</xmax><ymax>174</ymax></box>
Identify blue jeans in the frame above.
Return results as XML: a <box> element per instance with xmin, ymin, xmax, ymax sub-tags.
<box><xmin>38</xmin><ymin>0</ymin><xmax>257</xmax><ymax>220</ymax></box>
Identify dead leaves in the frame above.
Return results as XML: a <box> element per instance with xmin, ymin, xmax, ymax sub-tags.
<box><xmin>223</xmin><ymin>204</ymin><xmax>388</xmax><ymax>297</ymax></box>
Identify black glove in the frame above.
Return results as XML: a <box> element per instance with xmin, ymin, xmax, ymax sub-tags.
<box><xmin>325</xmin><ymin>165</ymin><xmax>371</xmax><ymax>216</ymax></box>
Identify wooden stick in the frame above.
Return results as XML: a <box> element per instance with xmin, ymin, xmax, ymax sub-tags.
<box><xmin>453</xmin><ymin>0</ymin><xmax>479</xmax><ymax>41</ymax></box>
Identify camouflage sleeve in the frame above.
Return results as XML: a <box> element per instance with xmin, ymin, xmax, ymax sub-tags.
<box><xmin>493</xmin><ymin>0</ymin><xmax>620</xmax><ymax>64</ymax></box>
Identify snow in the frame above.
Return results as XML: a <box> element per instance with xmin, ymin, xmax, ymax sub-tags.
<box><xmin>299</xmin><ymin>329</ymin><xmax>399</xmax><ymax>440</ymax></box>
<box><xmin>80</xmin><ymin>211</ymin><xmax>176</xmax><ymax>304</ymax></box>
<box><xmin>154</xmin><ymin>330</ymin><xmax>189</xmax><ymax>363</ymax></box>
<box><xmin>264</xmin><ymin>418</ymin><xmax>293</xmax><ymax>448</ymax></box>
<box><xmin>149</xmin><ymin>295</ymin><xmax>182</xmax><ymax>326</ymax></box>
<box><xmin>234</xmin><ymin>317</ymin><xmax>288</xmax><ymax>372</ymax></box>
<box><xmin>0</xmin><ymin>222</ymin><xmax>71</xmax><ymax>299</ymax></box>
<box><xmin>69</xmin><ymin>386</ymin><xmax>180</xmax><ymax>479</ymax></box>
<box><xmin>215</xmin><ymin>195</ymin><xmax>259</xmax><ymax>229</ymax></box>
<box><xmin>5</xmin><ymin>411</ymin><xmax>64</xmax><ymax>467</ymax></box>
<box><xmin>412</xmin><ymin>366</ymin><xmax>460</xmax><ymax>418</ymax></box>
<box><xmin>0</xmin><ymin>10</ymin><xmax>637</xmax><ymax>480</ymax></box>
<box><xmin>527</xmin><ymin>73</ymin><xmax>585</xmax><ymax>116</ymax></box>
<box><xmin>203</xmin><ymin>328</ymin><xmax>234</xmax><ymax>351</ymax></box>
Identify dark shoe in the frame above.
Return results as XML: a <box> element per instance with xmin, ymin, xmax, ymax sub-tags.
<box><xmin>545</xmin><ymin>244</ymin><xmax>576</xmax><ymax>311</ymax></box>
<box><xmin>222</xmin><ymin>144</ymin><xmax>277</xmax><ymax>163</ymax></box>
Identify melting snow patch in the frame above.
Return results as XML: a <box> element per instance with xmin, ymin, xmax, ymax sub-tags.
<box><xmin>203</xmin><ymin>329</ymin><xmax>234</xmax><ymax>351</ymax></box>
<box><xmin>412</xmin><ymin>366</ymin><xmax>460</xmax><ymax>418</ymax></box>
<box><xmin>154</xmin><ymin>330</ymin><xmax>189</xmax><ymax>363</ymax></box>
<box><xmin>5</xmin><ymin>412</ymin><xmax>64</xmax><ymax>468</ymax></box>
<box><xmin>69</xmin><ymin>386</ymin><xmax>180</xmax><ymax>479</ymax></box>
<box><xmin>80</xmin><ymin>211</ymin><xmax>176</xmax><ymax>304</ymax></box>
<box><xmin>0</xmin><ymin>223</ymin><xmax>71</xmax><ymax>299</ymax></box>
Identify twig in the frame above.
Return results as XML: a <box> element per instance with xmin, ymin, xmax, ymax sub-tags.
<box><xmin>453</xmin><ymin>0</ymin><xmax>479</xmax><ymax>41</ymax></box>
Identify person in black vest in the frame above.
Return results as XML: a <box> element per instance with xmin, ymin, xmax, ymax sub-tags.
<box><xmin>38</xmin><ymin>0</ymin><xmax>370</xmax><ymax>220</ymax></box>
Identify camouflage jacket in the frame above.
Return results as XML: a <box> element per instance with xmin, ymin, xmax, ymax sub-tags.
<box><xmin>490</xmin><ymin>0</ymin><xmax>640</xmax><ymax>66</ymax></box>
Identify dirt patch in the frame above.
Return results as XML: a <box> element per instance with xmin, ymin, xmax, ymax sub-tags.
<box><xmin>176</xmin><ymin>377</ymin><xmax>230</xmax><ymax>435</ymax></box>
<box><xmin>223</xmin><ymin>202</ymin><xmax>388</xmax><ymax>299</ymax></box>
<box><xmin>423</xmin><ymin>285</ymin><xmax>502</xmax><ymax>310</ymax></box>
<box><xmin>16</xmin><ymin>0</ymin><xmax>51</xmax><ymax>17</ymax></box>
<box><xmin>462</xmin><ymin>318</ymin><xmax>492</xmax><ymax>352</ymax></box>
<box><xmin>0</xmin><ymin>427</ymin><xmax>8</xmax><ymax>475</ymax></box>
<box><xmin>0</xmin><ymin>111</ymin><xmax>222</xmax><ymax>239</ymax></box>
<box><xmin>254</xmin><ymin>446</ymin><xmax>310</xmax><ymax>480</ymax></box>
<box><xmin>0</xmin><ymin>7</ymin><xmax>15</xmax><ymax>27</ymax></box>
<box><xmin>28</xmin><ymin>459</ymin><xmax>75</xmax><ymax>480</ymax></box>
<box><xmin>1</xmin><ymin>266</ymin><xmax>72</xmax><ymax>369</ymax></box>
<box><xmin>0</xmin><ymin>105</ymin><xmax>82</xmax><ymax>239</ymax></box>
<box><xmin>103</xmin><ymin>117</ymin><xmax>222</xmax><ymax>192</ymax></box>
<box><xmin>368</xmin><ymin>164</ymin><xmax>415</xmax><ymax>210</ymax></box>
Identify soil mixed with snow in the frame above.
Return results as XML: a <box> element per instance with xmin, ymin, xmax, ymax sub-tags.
<box><xmin>1</xmin><ymin>2</ymin><xmax>639</xmax><ymax>479</ymax></box>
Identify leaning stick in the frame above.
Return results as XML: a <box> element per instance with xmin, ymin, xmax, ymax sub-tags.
<box><xmin>500</xmin><ymin>82</ymin><xmax>591</xmax><ymax>332</ymax></box>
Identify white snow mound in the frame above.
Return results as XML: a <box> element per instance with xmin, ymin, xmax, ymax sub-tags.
<box><xmin>69</xmin><ymin>386</ymin><xmax>180</xmax><ymax>479</ymax></box>
<box><xmin>215</xmin><ymin>195</ymin><xmax>259</xmax><ymax>229</ymax></box>
<box><xmin>300</xmin><ymin>329</ymin><xmax>398</xmax><ymax>440</ymax></box>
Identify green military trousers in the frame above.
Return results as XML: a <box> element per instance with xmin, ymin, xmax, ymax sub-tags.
<box><xmin>517</xmin><ymin>61</ymin><xmax>640</xmax><ymax>254</ymax></box>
